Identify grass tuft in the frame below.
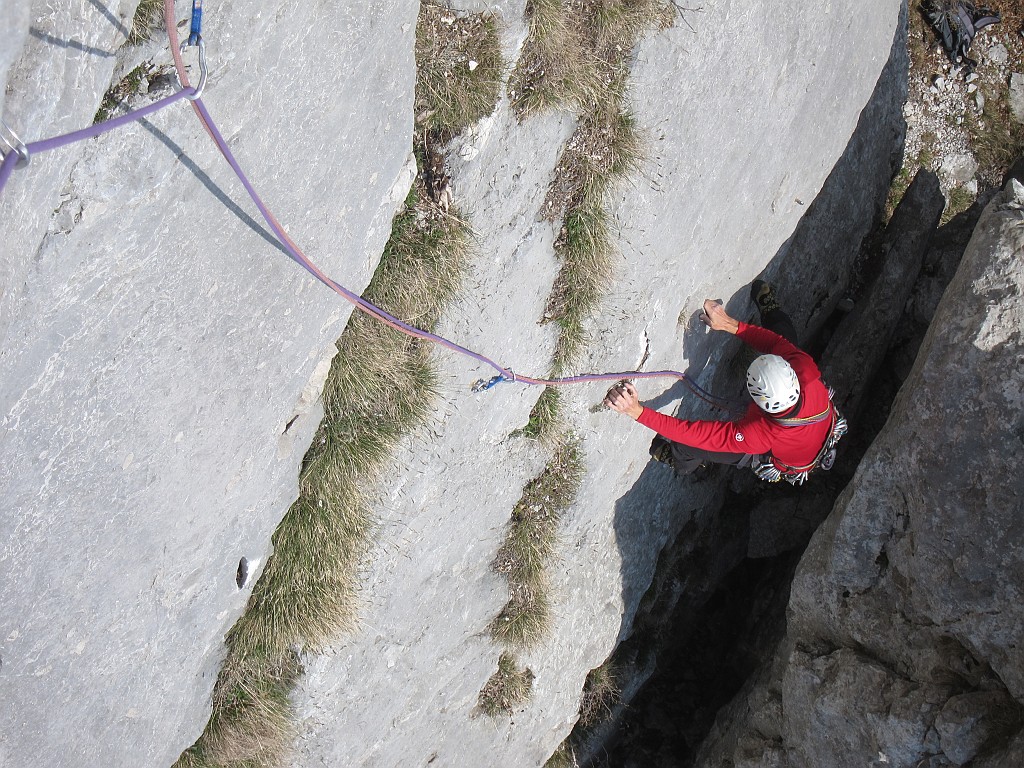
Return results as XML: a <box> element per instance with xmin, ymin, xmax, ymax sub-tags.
<box><xmin>510</xmin><ymin>0</ymin><xmax>603</xmax><ymax>117</ymax></box>
<box><xmin>127</xmin><ymin>0</ymin><xmax>164</xmax><ymax>45</ymax></box>
<box><xmin>544</xmin><ymin>744</ymin><xmax>579</xmax><ymax>768</ymax></box>
<box><xmin>490</xmin><ymin>439</ymin><xmax>584</xmax><ymax>648</ymax></box>
<box><xmin>176</xmin><ymin>188</ymin><xmax>472</xmax><ymax>768</ymax></box>
<box><xmin>969</xmin><ymin>86</ymin><xmax>1024</xmax><ymax>180</ymax></box>
<box><xmin>940</xmin><ymin>184</ymin><xmax>976</xmax><ymax>225</ymax></box>
<box><xmin>578</xmin><ymin>661</ymin><xmax>620</xmax><ymax>726</ymax></box>
<box><xmin>547</xmin><ymin>198</ymin><xmax>615</xmax><ymax>375</ymax></box>
<box><xmin>518</xmin><ymin>387</ymin><xmax>564</xmax><ymax>443</ymax></box>
<box><xmin>94</xmin><ymin>64</ymin><xmax>152</xmax><ymax>124</ymax></box>
<box><xmin>415</xmin><ymin>2</ymin><xmax>504</xmax><ymax>142</ymax></box>
<box><xmin>478</xmin><ymin>652</ymin><xmax>535</xmax><ymax>716</ymax></box>
<box><xmin>173</xmin><ymin>654</ymin><xmax>300</xmax><ymax>768</ymax></box>
<box><xmin>490</xmin><ymin>585</ymin><xmax>553</xmax><ymax>648</ymax></box>
<box><xmin>510</xmin><ymin>0</ymin><xmax>670</xmax><ymax>117</ymax></box>
<box><xmin>884</xmin><ymin>134</ymin><xmax>937</xmax><ymax>223</ymax></box>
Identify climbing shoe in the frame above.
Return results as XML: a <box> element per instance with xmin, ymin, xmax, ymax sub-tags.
<box><xmin>649</xmin><ymin>436</ymin><xmax>675</xmax><ymax>468</ymax></box>
<box><xmin>750</xmin><ymin>279</ymin><xmax>782</xmax><ymax>318</ymax></box>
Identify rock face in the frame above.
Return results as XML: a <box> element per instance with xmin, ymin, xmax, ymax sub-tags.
<box><xmin>0</xmin><ymin>1</ymin><xmax>905</xmax><ymax>767</ymax></box>
<box><xmin>0</xmin><ymin>2</ymin><xmax>418</xmax><ymax>766</ymax></box>
<box><xmin>820</xmin><ymin>169</ymin><xmax>944</xmax><ymax>416</ymax></box>
<box><xmin>293</xmin><ymin>1</ymin><xmax>906</xmax><ymax>766</ymax></box>
<box><xmin>696</xmin><ymin>178</ymin><xmax>1024</xmax><ymax>768</ymax></box>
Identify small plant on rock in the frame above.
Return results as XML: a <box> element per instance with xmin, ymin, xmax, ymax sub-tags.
<box><xmin>490</xmin><ymin>439</ymin><xmax>584</xmax><ymax>648</ymax></box>
<box><xmin>478</xmin><ymin>652</ymin><xmax>535</xmax><ymax>717</ymax></box>
<box><xmin>127</xmin><ymin>0</ymin><xmax>164</xmax><ymax>45</ymax></box>
<box><xmin>578</xmin><ymin>661</ymin><xmax>620</xmax><ymax>726</ymax></box>
<box><xmin>415</xmin><ymin>2</ymin><xmax>504</xmax><ymax>142</ymax></box>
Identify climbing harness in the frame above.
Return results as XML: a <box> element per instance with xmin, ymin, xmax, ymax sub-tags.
<box><xmin>0</xmin><ymin>1</ymin><xmax>746</xmax><ymax>416</ymax></box>
<box><xmin>770</xmin><ymin>405</ymin><xmax>832</xmax><ymax>428</ymax></box>
<box><xmin>753</xmin><ymin>388</ymin><xmax>848</xmax><ymax>486</ymax></box>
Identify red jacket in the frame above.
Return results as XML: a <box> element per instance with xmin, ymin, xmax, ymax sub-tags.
<box><xmin>637</xmin><ymin>322</ymin><xmax>832</xmax><ymax>470</ymax></box>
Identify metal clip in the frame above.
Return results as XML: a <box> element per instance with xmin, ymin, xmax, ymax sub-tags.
<box><xmin>177</xmin><ymin>37</ymin><xmax>208</xmax><ymax>101</ymax></box>
<box><xmin>471</xmin><ymin>375</ymin><xmax>505</xmax><ymax>393</ymax></box>
<box><xmin>0</xmin><ymin>117</ymin><xmax>30</xmax><ymax>168</ymax></box>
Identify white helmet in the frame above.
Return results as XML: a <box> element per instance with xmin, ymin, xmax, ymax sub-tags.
<box><xmin>746</xmin><ymin>354</ymin><xmax>800</xmax><ymax>414</ymax></box>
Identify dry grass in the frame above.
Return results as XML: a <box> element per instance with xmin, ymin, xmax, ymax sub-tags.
<box><xmin>172</xmin><ymin>3</ymin><xmax>496</xmax><ymax>764</ymax></box>
<box><xmin>540</xmin><ymin>660</ymin><xmax>619</xmax><ymax>767</ymax></box>
<box><xmin>175</xmin><ymin>189</ymin><xmax>471</xmax><ymax>766</ymax></box>
<box><xmin>509</xmin><ymin>0</ymin><xmax>602</xmax><ymax>115</ymax></box>
<box><xmin>884</xmin><ymin>136</ymin><xmax>935</xmax><ymax>222</ymax></box>
<box><xmin>578</xmin><ymin>661</ymin><xmax>620</xmax><ymax>726</ymax></box>
<box><xmin>510</xmin><ymin>0</ymin><xmax>672</xmax><ymax>117</ymax></box>
<box><xmin>522</xmin><ymin>3</ymin><xmax>657</xmax><ymax>376</ymax></box>
<box><xmin>94</xmin><ymin>64</ymin><xmax>152</xmax><ymax>123</ymax></box>
<box><xmin>228</xmin><ymin>192</ymin><xmax>469</xmax><ymax>663</ymax></box>
<box><xmin>544</xmin><ymin>745</ymin><xmax>580</xmax><ymax>768</ymax></box>
<box><xmin>490</xmin><ymin>439</ymin><xmax>584</xmax><ymax>648</ymax></box>
<box><xmin>940</xmin><ymin>183</ymin><xmax>976</xmax><ymax>224</ymax></box>
<box><xmin>415</xmin><ymin>2</ymin><xmax>505</xmax><ymax>141</ymax></box>
<box><xmin>969</xmin><ymin>86</ymin><xmax>1024</xmax><ymax>180</ymax></box>
<box><xmin>547</xmin><ymin>196</ymin><xmax>615</xmax><ymax>375</ymax></box>
<box><xmin>127</xmin><ymin>0</ymin><xmax>164</xmax><ymax>45</ymax></box>
<box><xmin>173</xmin><ymin>655</ymin><xmax>300</xmax><ymax>768</ymax></box>
<box><xmin>518</xmin><ymin>387</ymin><xmax>565</xmax><ymax>443</ymax></box>
<box><xmin>478</xmin><ymin>653</ymin><xmax>535</xmax><ymax>716</ymax></box>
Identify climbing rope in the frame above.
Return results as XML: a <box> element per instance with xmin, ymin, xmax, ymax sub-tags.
<box><xmin>0</xmin><ymin>4</ymin><xmax>746</xmax><ymax>416</ymax></box>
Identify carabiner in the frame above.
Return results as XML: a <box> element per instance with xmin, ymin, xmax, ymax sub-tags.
<box><xmin>177</xmin><ymin>37</ymin><xmax>208</xmax><ymax>101</ymax></box>
<box><xmin>0</xmin><ymin>117</ymin><xmax>30</xmax><ymax>168</ymax></box>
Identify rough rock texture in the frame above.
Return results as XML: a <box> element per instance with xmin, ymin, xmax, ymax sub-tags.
<box><xmin>0</xmin><ymin>2</ymin><xmax>418</xmax><ymax>766</ymax></box>
<box><xmin>293</xmin><ymin>1</ymin><xmax>905</xmax><ymax>766</ymax></box>
<box><xmin>820</xmin><ymin>169</ymin><xmax>944</xmax><ymax>415</ymax></box>
<box><xmin>0</xmin><ymin>1</ymin><xmax>907</xmax><ymax>767</ymax></box>
<box><xmin>695</xmin><ymin>178</ymin><xmax>1024</xmax><ymax>768</ymax></box>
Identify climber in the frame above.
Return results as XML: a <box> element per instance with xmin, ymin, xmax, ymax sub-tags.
<box><xmin>603</xmin><ymin>281</ymin><xmax>845</xmax><ymax>485</ymax></box>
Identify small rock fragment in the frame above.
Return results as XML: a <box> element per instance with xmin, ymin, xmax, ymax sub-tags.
<box><xmin>1009</xmin><ymin>73</ymin><xmax>1024</xmax><ymax>124</ymax></box>
<box><xmin>987</xmin><ymin>42</ymin><xmax>1008</xmax><ymax>65</ymax></box>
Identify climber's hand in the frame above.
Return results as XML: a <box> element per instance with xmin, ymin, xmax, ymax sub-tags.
<box><xmin>700</xmin><ymin>299</ymin><xmax>739</xmax><ymax>334</ymax></box>
<box><xmin>604</xmin><ymin>381</ymin><xmax>643</xmax><ymax>419</ymax></box>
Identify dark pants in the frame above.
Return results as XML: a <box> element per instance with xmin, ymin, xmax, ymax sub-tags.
<box><xmin>666</xmin><ymin>309</ymin><xmax>799</xmax><ymax>475</ymax></box>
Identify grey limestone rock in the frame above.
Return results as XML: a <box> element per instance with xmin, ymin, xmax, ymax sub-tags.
<box><xmin>819</xmin><ymin>169</ymin><xmax>944</xmax><ymax>416</ymax></box>
<box><xmin>0</xmin><ymin>1</ymin><xmax>419</xmax><ymax>766</ymax></box>
<box><xmin>695</xmin><ymin>175</ymin><xmax>1024</xmax><ymax>768</ymax></box>
<box><xmin>934</xmin><ymin>690</ymin><xmax>1021</xmax><ymax>765</ymax></box>
<box><xmin>985</xmin><ymin>42</ymin><xmax>1009</xmax><ymax>65</ymax></box>
<box><xmin>1</xmin><ymin>0</ymin><xmax>910</xmax><ymax>765</ymax></box>
<box><xmin>292</xmin><ymin>0</ymin><xmax>906</xmax><ymax>765</ymax></box>
<box><xmin>1010</xmin><ymin>72</ymin><xmax>1024</xmax><ymax>124</ymax></box>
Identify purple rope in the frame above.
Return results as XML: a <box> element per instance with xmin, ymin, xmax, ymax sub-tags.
<box><xmin>190</xmin><ymin>99</ymin><xmax>743</xmax><ymax>411</ymax></box>
<box><xmin>0</xmin><ymin>87</ymin><xmax>196</xmax><ymax>197</ymax></box>
<box><xmin>0</xmin><ymin>83</ymin><xmax>743</xmax><ymax>412</ymax></box>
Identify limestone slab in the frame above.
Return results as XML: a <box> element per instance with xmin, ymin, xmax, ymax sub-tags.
<box><xmin>0</xmin><ymin>1</ymin><xmax>419</xmax><ymax>765</ymax></box>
